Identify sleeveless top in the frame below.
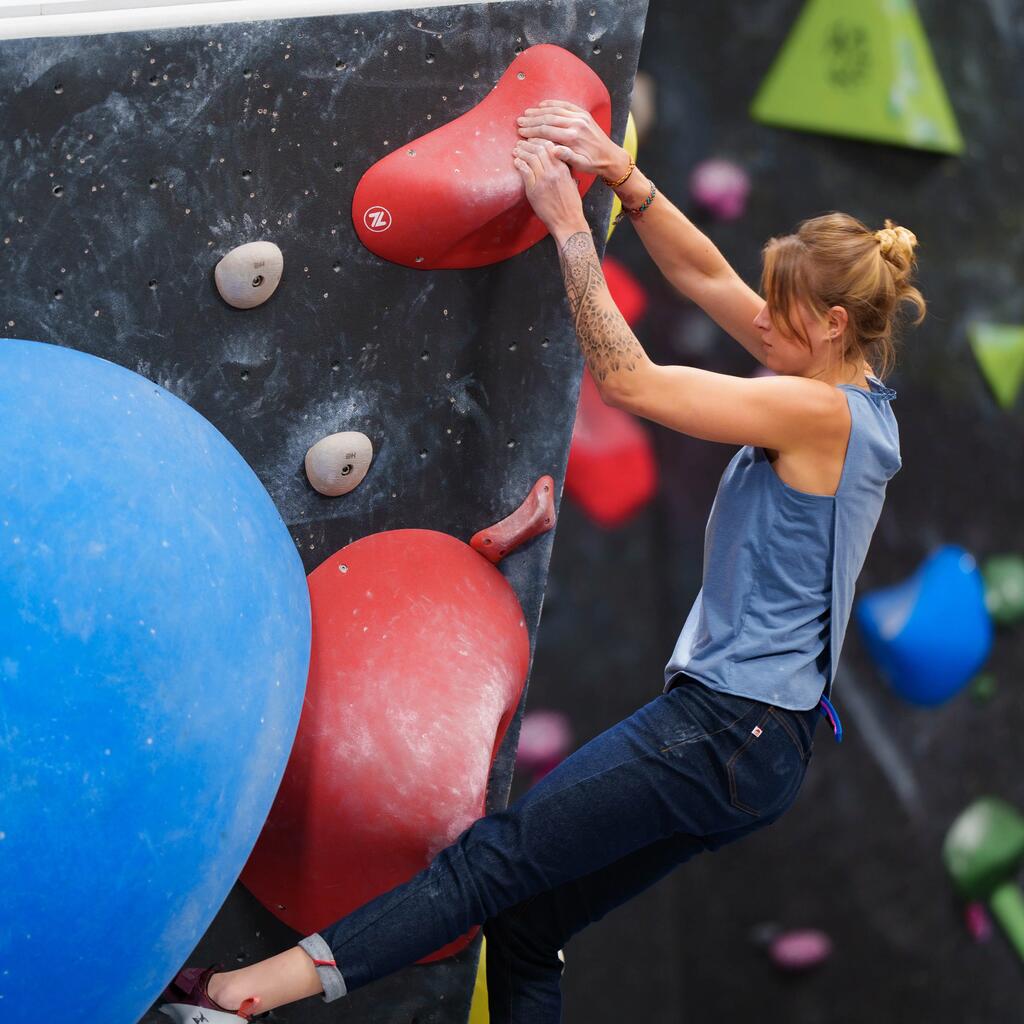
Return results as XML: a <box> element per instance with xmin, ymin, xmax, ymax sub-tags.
<box><xmin>663</xmin><ymin>374</ymin><xmax>902</xmax><ymax>711</ymax></box>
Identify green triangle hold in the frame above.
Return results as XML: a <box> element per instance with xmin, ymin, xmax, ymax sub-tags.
<box><xmin>968</xmin><ymin>324</ymin><xmax>1024</xmax><ymax>410</ymax></box>
<box><xmin>751</xmin><ymin>0</ymin><xmax>963</xmax><ymax>154</ymax></box>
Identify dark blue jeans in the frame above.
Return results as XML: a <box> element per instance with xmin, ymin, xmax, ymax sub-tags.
<box><xmin>299</xmin><ymin>677</ymin><xmax>819</xmax><ymax>1021</ymax></box>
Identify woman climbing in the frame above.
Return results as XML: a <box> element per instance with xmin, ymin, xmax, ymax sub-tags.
<box><xmin>159</xmin><ymin>99</ymin><xmax>925</xmax><ymax>1023</ymax></box>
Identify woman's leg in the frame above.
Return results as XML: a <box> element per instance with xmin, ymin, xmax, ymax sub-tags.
<box><xmin>211</xmin><ymin>683</ymin><xmax>813</xmax><ymax>1013</ymax></box>
<box><xmin>483</xmin><ymin>830</ymin><xmax>707</xmax><ymax>1024</ymax></box>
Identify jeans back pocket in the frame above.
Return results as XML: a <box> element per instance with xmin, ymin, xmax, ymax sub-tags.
<box><xmin>726</xmin><ymin>707</ymin><xmax>806</xmax><ymax>818</ymax></box>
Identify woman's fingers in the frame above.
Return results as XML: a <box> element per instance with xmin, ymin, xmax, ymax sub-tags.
<box><xmin>515</xmin><ymin>143</ymin><xmax>544</xmax><ymax>177</ymax></box>
<box><xmin>516</xmin><ymin>113</ymin><xmax>581</xmax><ymax>127</ymax></box>
<box><xmin>517</xmin><ymin>123</ymin><xmax>576</xmax><ymax>145</ymax></box>
<box><xmin>539</xmin><ymin>99</ymin><xmax>584</xmax><ymax>112</ymax></box>
<box><xmin>512</xmin><ymin>154</ymin><xmax>536</xmax><ymax>187</ymax></box>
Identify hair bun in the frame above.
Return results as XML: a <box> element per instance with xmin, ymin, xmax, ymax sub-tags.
<box><xmin>874</xmin><ymin>219</ymin><xmax>918</xmax><ymax>263</ymax></box>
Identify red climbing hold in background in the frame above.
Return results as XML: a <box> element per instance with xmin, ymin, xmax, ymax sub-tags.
<box><xmin>565</xmin><ymin>255</ymin><xmax>658</xmax><ymax>528</ymax></box>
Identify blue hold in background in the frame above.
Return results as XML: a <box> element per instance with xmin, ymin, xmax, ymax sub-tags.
<box><xmin>855</xmin><ymin>544</ymin><xmax>993</xmax><ymax>706</ymax></box>
<box><xmin>0</xmin><ymin>339</ymin><xmax>311</xmax><ymax>1023</ymax></box>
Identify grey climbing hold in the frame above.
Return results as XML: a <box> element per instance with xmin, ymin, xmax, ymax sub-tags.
<box><xmin>305</xmin><ymin>431</ymin><xmax>373</xmax><ymax>496</ymax></box>
<box><xmin>214</xmin><ymin>241</ymin><xmax>284</xmax><ymax>309</ymax></box>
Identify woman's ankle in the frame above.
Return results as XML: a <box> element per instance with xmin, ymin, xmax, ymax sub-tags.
<box><xmin>205</xmin><ymin>971</ymin><xmax>239</xmax><ymax>1011</ymax></box>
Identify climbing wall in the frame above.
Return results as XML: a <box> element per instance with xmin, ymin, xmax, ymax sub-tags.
<box><xmin>0</xmin><ymin>1</ymin><xmax>649</xmax><ymax>1021</ymax></box>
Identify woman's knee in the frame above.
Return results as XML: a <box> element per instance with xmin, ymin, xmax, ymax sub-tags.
<box><xmin>485</xmin><ymin>901</ymin><xmax>564</xmax><ymax>970</ymax></box>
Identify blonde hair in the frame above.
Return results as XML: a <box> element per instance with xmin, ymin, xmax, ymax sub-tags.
<box><xmin>760</xmin><ymin>212</ymin><xmax>926</xmax><ymax>379</ymax></box>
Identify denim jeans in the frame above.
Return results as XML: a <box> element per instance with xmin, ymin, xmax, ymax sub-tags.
<box><xmin>298</xmin><ymin>676</ymin><xmax>820</xmax><ymax>1021</ymax></box>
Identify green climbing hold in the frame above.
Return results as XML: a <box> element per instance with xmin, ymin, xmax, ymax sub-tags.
<box><xmin>969</xmin><ymin>672</ymin><xmax>997</xmax><ymax>704</ymax></box>
<box><xmin>968</xmin><ymin>324</ymin><xmax>1024</xmax><ymax>410</ymax></box>
<box><xmin>750</xmin><ymin>0</ymin><xmax>963</xmax><ymax>154</ymax></box>
<box><xmin>982</xmin><ymin>554</ymin><xmax>1024</xmax><ymax>626</ymax></box>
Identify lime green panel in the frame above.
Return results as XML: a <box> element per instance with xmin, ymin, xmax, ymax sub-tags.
<box><xmin>750</xmin><ymin>0</ymin><xmax>963</xmax><ymax>154</ymax></box>
<box><xmin>969</xmin><ymin>323</ymin><xmax>1024</xmax><ymax>409</ymax></box>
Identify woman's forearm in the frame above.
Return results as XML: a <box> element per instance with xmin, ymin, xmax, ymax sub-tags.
<box><xmin>603</xmin><ymin>149</ymin><xmax>734</xmax><ymax>294</ymax></box>
<box><xmin>550</xmin><ymin>218</ymin><xmax>650</xmax><ymax>396</ymax></box>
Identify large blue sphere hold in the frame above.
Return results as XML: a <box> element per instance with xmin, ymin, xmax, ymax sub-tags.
<box><xmin>0</xmin><ymin>339</ymin><xmax>311</xmax><ymax>1022</ymax></box>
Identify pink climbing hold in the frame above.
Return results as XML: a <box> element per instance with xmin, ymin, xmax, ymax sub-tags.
<box><xmin>768</xmin><ymin>928</ymin><xmax>833</xmax><ymax>971</ymax></box>
<box><xmin>964</xmin><ymin>901</ymin><xmax>993</xmax><ymax>942</ymax></box>
<box><xmin>689</xmin><ymin>158</ymin><xmax>751</xmax><ymax>221</ymax></box>
<box><xmin>515</xmin><ymin>709</ymin><xmax>573</xmax><ymax>782</ymax></box>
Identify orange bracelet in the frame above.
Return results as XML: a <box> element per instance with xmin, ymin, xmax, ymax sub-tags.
<box><xmin>601</xmin><ymin>156</ymin><xmax>635</xmax><ymax>188</ymax></box>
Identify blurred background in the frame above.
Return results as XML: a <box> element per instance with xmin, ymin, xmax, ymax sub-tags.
<box><xmin>511</xmin><ymin>1</ymin><xmax>1024</xmax><ymax>1021</ymax></box>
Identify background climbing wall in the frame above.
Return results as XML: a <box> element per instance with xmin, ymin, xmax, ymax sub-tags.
<box><xmin>519</xmin><ymin>0</ymin><xmax>1024</xmax><ymax>1021</ymax></box>
<box><xmin>0</xmin><ymin>1</ymin><xmax>649</xmax><ymax>1021</ymax></box>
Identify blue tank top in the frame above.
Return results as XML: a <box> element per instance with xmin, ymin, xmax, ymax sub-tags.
<box><xmin>664</xmin><ymin>374</ymin><xmax>902</xmax><ymax>711</ymax></box>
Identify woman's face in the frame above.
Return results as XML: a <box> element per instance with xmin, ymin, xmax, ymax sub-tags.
<box><xmin>752</xmin><ymin>298</ymin><xmax>836</xmax><ymax>376</ymax></box>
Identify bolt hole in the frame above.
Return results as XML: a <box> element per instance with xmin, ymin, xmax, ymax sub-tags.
<box><xmin>517</xmin><ymin>72</ymin><xmax>525</xmax><ymax>80</ymax></box>
<box><xmin>332</xmin><ymin>261</ymin><xmax>342</xmax><ymax>272</ymax></box>
<box><xmin>149</xmin><ymin>75</ymin><xmax>159</xmax><ymax>85</ymax></box>
<box><xmin>340</xmin><ymin>463</ymin><xmax>353</xmax><ymax>476</ymax></box>
<box><xmin>251</xmin><ymin>275</ymin><xmax>264</xmax><ymax>288</ymax></box>
<box><xmin>334</xmin><ymin>161</ymin><xmax>344</xmax><ymax>172</ymax></box>
<box><xmin>335</xmin><ymin>59</ymin><xmax>347</xmax><ymax>70</ymax></box>
<box><xmin>241</xmin><ymin>169</ymin><xmax>252</xmax><ymax>180</ymax></box>
<box><xmin>240</xmin><ymin>370</ymin><xmax>249</xmax><ymax>381</ymax></box>
<box><xmin>331</xmin><ymin>360</ymin><xmax>341</xmax><ymax>371</ymax></box>
<box><xmin>421</xmin><ymin>350</ymin><xmax>430</xmax><ymax>360</ymax></box>
<box><xmin>148</xmin><ymin>279</ymin><xmax>158</xmax><ymax>290</ymax></box>
<box><xmin>425</xmin><ymin>53</ymin><xmax>435</xmax><ymax>64</ymax></box>
<box><xmin>149</xmin><ymin>178</ymin><xmax>159</xmax><ymax>189</ymax></box>
<box><xmin>52</xmin><ymin>185</ymin><xmax>63</xmax><ymax>196</ymax></box>
<box><xmin>592</xmin><ymin>45</ymin><xmax>601</xmax><ymax>55</ymax></box>
<box><xmin>54</xmin><ymin>82</ymin><xmax>64</xmax><ymax>94</ymax></box>
<box><xmin>243</xmin><ymin>68</ymin><xmax>252</xmax><ymax>78</ymax></box>
<box><xmin>483</xmin><ymin>538</ymin><xmax>492</xmax><ymax>545</ymax></box>
<box><xmin>508</xmin><ymin>342</ymin><xmax>517</xmax><ymax>352</ymax></box>
<box><xmin>419</xmin><ymin>449</ymin><xmax>428</xmax><ymax>459</ymax></box>
<box><xmin>53</xmin><ymin>289</ymin><xmax>64</xmax><ymax>300</ymax></box>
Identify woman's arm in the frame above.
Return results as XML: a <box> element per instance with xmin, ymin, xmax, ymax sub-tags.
<box><xmin>604</xmin><ymin>149</ymin><xmax>766</xmax><ymax>363</ymax></box>
<box><xmin>515</xmin><ymin>102</ymin><xmax>766</xmax><ymax>362</ymax></box>
<box><xmin>513</xmin><ymin>137</ymin><xmax>837</xmax><ymax>452</ymax></box>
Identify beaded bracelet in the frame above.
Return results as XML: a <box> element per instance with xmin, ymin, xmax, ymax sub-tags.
<box><xmin>622</xmin><ymin>182</ymin><xmax>655</xmax><ymax>218</ymax></box>
<box><xmin>612</xmin><ymin>180</ymin><xmax>657</xmax><ymax>227</ymax></box>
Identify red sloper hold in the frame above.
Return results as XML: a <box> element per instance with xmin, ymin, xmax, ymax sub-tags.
<box><xmin>240</xmin><ymin>478</ymin><xmax>555</xmax><ymax>961</ymax></box>
<box><xmin>352</xmin><ymin>44</ymin><xmax>611</xmax><ymax>269</ymax></box>
<box><xmin>565</xmin><ymin>255</ymin><xmax>658</xmax><ymax>527</ymax></box>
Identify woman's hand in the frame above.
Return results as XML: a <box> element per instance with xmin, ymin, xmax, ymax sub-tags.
<box><xmin>513</xmin><ymin>137</ymin><xmax>589</xmax><ymax>241</ymax></box>
<box><xmin>516</xmin><ymin>99</ymin><xmax>626</xmax><ymax>178</ymax></box>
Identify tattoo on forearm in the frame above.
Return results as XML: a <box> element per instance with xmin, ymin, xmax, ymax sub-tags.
<box><xmin>557</xmin><ymin>231</ymin><xmax>645</xmax><ymax>384</ymax></box>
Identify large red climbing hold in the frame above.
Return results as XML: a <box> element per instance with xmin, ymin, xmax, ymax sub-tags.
<box><xmin>352</xmin><ymin>44</ymin><xmax>611</xmax><ymax>269</ymax></box>
<box><xmin>240</xmin><ymin>480</ymin><xmax>556</xmax><ymax>961</ymax></box>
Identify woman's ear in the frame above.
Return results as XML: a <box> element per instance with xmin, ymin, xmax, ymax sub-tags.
<box><xmin>828</xmin><ymin>305</ymin><xmax>849</xmax><ymax>339</ymax></box>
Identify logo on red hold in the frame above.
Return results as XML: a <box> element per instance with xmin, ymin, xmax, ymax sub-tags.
<box><xmin>363</xmin><ymin>206</ymin><xmax>392</xmax><ymax>232</ymax></box>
